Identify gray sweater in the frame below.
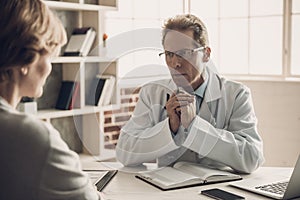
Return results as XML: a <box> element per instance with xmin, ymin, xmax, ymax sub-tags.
<box><xmin>0</xmin><ymin>97</ymin><xmax>99</xmax><ymax>200</ymax></box>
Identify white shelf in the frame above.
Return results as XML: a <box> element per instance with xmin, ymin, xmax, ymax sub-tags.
<box><xmin>51</xmin><ymin>56</ymin><xmax>84</xmax><ymax>63</ymax></box>
<box><xmin>44</xmin><ymin>1</ymin><xmax>117</xmax><ymax>11</ymax></box>
<box><xmin>41</xmin><ymin>0</ymin><xmax>119</xmax><ymax>156</ymax></box>
<box><xmin>85</xmin><ymin>56</ymin><xmax>116</xmax><ymax>63</ymax></box>
<box><xmin>37</xmin><ymin>107</ymin><xmax>97</xmax><ymax>119</ymax></box>
<box><xmin>100</xmin><ymin>104</ymin><xmax>121</xmax><ymax>113</ymax></box>
<box><xmin>36</xmin><ymin>104</ymin><xmax>120</xmax><ymax>119</ymax></box>
<box><xmin>51</xmin><ymin>56</ymin><xmax>116</xmax><ymax>64</ymax></box>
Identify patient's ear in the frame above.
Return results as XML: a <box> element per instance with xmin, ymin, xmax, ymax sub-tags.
<box><xmin>202</xmin><ymin>47</ymin><xmax>211</xmax><ymax>63</ymax></box>
<box><xmin>20</xmin><ymin>67</ymin><xmax>28</xmax><ymax>76</ymax></box>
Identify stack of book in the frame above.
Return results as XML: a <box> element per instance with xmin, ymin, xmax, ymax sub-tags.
<box><xmin>64</xmin><ymin>27</ymin><xmax>96</xmax><ymax>56</ymax></box>
<box><xmin>86</xmin><ymin>75</ymin><xmax>115</xmax><ymax>106</ymax></box>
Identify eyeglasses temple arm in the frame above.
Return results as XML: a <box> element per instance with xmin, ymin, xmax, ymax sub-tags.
<box><xmin>193</xmin><ymin>47</ymin><xmax>205</xmax><ymax>52</ymax></box>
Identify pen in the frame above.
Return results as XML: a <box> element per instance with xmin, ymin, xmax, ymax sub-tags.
<box><xmin>164</xmin><ymin>93</ymin><xmax>170</xmax><ymax>109</ymax></box>
<box><xmin>164</xmin><ymin>88</ymin><xmax>182</xmax><ymax>110</ymax></box>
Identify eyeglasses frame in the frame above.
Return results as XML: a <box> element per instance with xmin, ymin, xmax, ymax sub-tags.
<box><xmin>158</xmin><ymin>46</ymin><xmax>206</xmax><ymax>60</ymax></box>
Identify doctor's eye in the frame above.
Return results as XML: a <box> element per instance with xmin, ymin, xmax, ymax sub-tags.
<box><xmin>165</xmin><ymin>51</ymin><xmax>175</xmax><ymax>58</ymax></box>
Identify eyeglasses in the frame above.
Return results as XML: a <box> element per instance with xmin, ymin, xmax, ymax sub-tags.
<box><xmin>159</xmin><ymin>47</ymin><xmax>205</xmax><ymax>60</ymax></box>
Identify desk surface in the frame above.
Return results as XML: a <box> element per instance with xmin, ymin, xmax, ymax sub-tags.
<box><xmin>80</xmin><ymin>155</ymin><xmax>293</xmax><ymax>200</ymax></box>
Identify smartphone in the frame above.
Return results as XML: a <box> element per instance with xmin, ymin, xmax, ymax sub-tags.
<box><xmin>201</xmin><ymin>188</ymin><xmax>245</xmax><ymax>200</ymax></box>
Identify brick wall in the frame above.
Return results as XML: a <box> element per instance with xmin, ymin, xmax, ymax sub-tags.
<box><xmin>103</xmin><ymin>87</ymin><xmax>140</xmax><ymax>149</ymax></box>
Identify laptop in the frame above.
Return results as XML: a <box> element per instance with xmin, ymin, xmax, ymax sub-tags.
<box><xmin>230</xmin><ymin>155</ymin><xmax>300</xmax><ymax>199</ymax></box>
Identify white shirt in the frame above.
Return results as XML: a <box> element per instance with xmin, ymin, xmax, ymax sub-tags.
<box><xmin>0</xmin><ymin>97</ymin><xmax>99</xmax><ymax>200</ymax></box>
<box><xmin>116</xmin><ymin>67</ymin><xmax>265</xmax><ymax>173</ymax></box>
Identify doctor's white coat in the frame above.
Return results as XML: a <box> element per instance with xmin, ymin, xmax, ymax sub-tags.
<box><xmin>116</xmin><ymin>68</ymin><xmax>264</xmax><ymax>173</ymax></box>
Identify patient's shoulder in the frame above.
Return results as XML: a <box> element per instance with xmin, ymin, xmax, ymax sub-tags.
<box><xmin>1</xmin><ymin>112</ymin><xmax>51</xmax><ymax>148</ymax></box>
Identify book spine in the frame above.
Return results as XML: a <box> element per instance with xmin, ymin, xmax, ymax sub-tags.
<box><xmin>82</xmin><ymin>30</ymin><xmax>96</xmax><ymax>56</ymax></box>
<box><xmin>69</xmin><ymin>82</ymin><xmax>80</xmax><ymax>110</ymax></box>
<box><xmin>63</xmin><ymin>27</ymin><xmax>95</xmax><ymax>57</ymax></box>
<box><xmin>102</xmin><ymin>76</ymin><xmax>115</xmax><ymax>105</ymax></box>
<box><xmin>55</xmin><ymin>81</ymin><xmax>77</xmax><ymax>110</ymax></box>
<box><xmin>73</xmin><ymin>27</ymin><xmax>91</xmax><ymax>35</ymax></box>
<box><xmin>86</xmin><ymin>77</ymin><xmax>106</xmax><ymax>106</ymax></box>
<box><xmin>79</xmin><ymin>28</ymin><xmax>92</xmax><ymax>55</ymax></box>
<box><xmin>63</xmin><ymin>51</ymin><xmax>82</xmax><ymax>56</ymax></box>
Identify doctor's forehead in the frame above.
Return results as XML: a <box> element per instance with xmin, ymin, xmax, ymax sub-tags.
<box><xmin>163</xmin><ymin>30</ymin><xmax>197</xmax><ymax>51</ymax></box>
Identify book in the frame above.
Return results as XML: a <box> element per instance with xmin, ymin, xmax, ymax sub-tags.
<box><xmin>55</xmin><ymin>81</ymin><xmax>79</xmax><ymax>110</ymax></box>
<box><xmin>68</xmin><ymin>82</ymin><xmax>80</xmax><ymax>110</ymax></box>
<box><xmin>86</xmin><ymin>75</ymin><xmax>115</xmax><ymax>106</ymax></box>
<box><xmin>97</xmin><ymin>75</ymin><xmax>115</xmax><ymax>106</ymax></box>
<box><xmin>135</xmin><ymin>161</ymin><xmax>242</xmax><ymax>191</ymax></box>
<box><xmin>64</xmin><ymin>27</ymin><xmax>96</xmax><ymax>56</ymax></box>
<box><xmin>84</xmin><ymin>170</ymin><xmax>118</xmax><ymax>192</ymax></box>
<box><xmin>86</xmin><ymin>77</ymin><xmax>106</xmax><ymax>106</ymax></box>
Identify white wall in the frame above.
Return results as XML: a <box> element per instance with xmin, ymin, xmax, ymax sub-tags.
<box><xmin>241</xmin><ymin>80</ymin><xmax>300</xmax><ymax>167</ymax></box>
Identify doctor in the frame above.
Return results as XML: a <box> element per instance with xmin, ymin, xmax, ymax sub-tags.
<box><xmin>116</xmin><ymin>14</ymin><xmax>264</xmax><ymax>173</ymax></box>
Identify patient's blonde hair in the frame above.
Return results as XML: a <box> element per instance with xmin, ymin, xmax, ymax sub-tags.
<box><xmin>0</xmin><ymin>0</ymin><xmax>67</xmax><ymax>71</ymax></box>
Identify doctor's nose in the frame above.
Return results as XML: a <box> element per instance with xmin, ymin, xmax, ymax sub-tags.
<box><xmin>169</xmin><ymin>55</ymin><xmax>182</xmax><ymax>69</ymax></box>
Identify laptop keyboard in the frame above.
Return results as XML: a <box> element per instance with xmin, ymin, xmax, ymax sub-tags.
<box><xmin>255</xmin><ymin>181</ymin><xmax>289</xmax><ymax>195</ymax></box>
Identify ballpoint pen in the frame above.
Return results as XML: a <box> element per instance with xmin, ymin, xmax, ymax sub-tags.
<box><xmin>164</xmin><ymin>93</ymin><xmax>170</xmax><ymax>110</ymax></box>
<box><xmin>164</xmin><ymin>87</ymin><xmax>182</xmax><ymax>110</ymax></box>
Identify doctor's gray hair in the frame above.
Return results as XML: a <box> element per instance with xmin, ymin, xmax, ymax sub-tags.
<box><xmin>162</xmin><ymin>14</ymin><xmax>209</xmax><ymax>48</ymax></box>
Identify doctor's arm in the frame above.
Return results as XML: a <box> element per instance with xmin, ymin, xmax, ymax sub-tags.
<box><xmin>182</xmin><ymin>88</ymin><xmax>264</xmax><ymax>173</ymax></box>
<box><xmin>116</xmin><ymin>87</ymin><xmax>180</xmax><ymax>166</ymax></box>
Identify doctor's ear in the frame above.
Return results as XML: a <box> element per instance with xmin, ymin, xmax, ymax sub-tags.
<box><xmin>202</xmin><ymin>47</ymin><xmax>211</xmax><ymax>63</ymax></box>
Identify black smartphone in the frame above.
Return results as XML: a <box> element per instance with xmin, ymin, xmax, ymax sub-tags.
<box><xmin>201</xmin><ymin>188</ymin><xmax>245</xmax><ymax>200</ymax></box>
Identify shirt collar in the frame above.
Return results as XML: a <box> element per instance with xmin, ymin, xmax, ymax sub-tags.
<box><xmin>193</xmin><ymin>69</ymin><xmax>208</xmax><ymax>98</ymax></box>
<box><xmin>167</xmin><ymin>66</ymin><xmax>222</xmax><ymax>102</ymax></box>
<box><xmin>0</xmin><ymin>96</ymin><xmax>16</xmax><ymax>113</ymax></box>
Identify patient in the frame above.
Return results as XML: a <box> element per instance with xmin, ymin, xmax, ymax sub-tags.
<box><xmin>0</xmin><ymin>0</ymin><xmax>100</xmax><ymax>199</ymax></box>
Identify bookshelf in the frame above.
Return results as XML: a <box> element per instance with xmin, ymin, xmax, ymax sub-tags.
<box><xmin>37</xmin><ymin>0</ymin><xmax>119</xmax><ymax>160</ymax></box>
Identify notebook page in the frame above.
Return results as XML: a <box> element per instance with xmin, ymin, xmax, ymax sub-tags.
<box><xmin>173</xmin><ymin>162</ymin><xmax>235</xmax><ymax>180</ymax></box>
<box><xmin>140</xmin><ymin>167</ymin><xmax>200</xmax><ymax>186</ymax></box>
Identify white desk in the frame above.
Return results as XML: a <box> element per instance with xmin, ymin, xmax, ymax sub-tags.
<box><xmin>80</xmin><ymin>155</ymin><xmax>293</xmax><ymax>200</ymax></box>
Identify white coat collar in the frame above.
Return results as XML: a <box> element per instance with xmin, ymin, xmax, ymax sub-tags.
<box><xmin>203</xmin><ymin>67</ymin><xmax>222</xmax><ymax>103</ymax></box>
<box><xmin>165</xmin><ymin>66</ymin><xmax>222</xmax><ymax>103</ymax></box>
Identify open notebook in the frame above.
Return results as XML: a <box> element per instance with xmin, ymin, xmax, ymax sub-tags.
<box><xmin>135</xmin><ymin>162</ymin><xmax>241</xmax><ymax>190</ymax></box>
<box><xmin>84</xmin><ymin>170</ymin><xmax>118</xmax><ymax>191</ymax></box>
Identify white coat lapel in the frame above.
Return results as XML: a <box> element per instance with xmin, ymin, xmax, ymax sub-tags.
<box><xmin>199</xmin><ymin>101</ymin><xmax>216</xmax><ymax>127</ymax></box>
<box><xmin>199</xmin><ymin>68</ymin><xmax>224</xmax><ymax>128</ymax></box>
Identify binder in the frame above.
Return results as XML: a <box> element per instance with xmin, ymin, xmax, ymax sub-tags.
<box><xmin>84</xmin><ymin>170</ymin><xmax>118</xmax><ymax>191</ymax></box>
